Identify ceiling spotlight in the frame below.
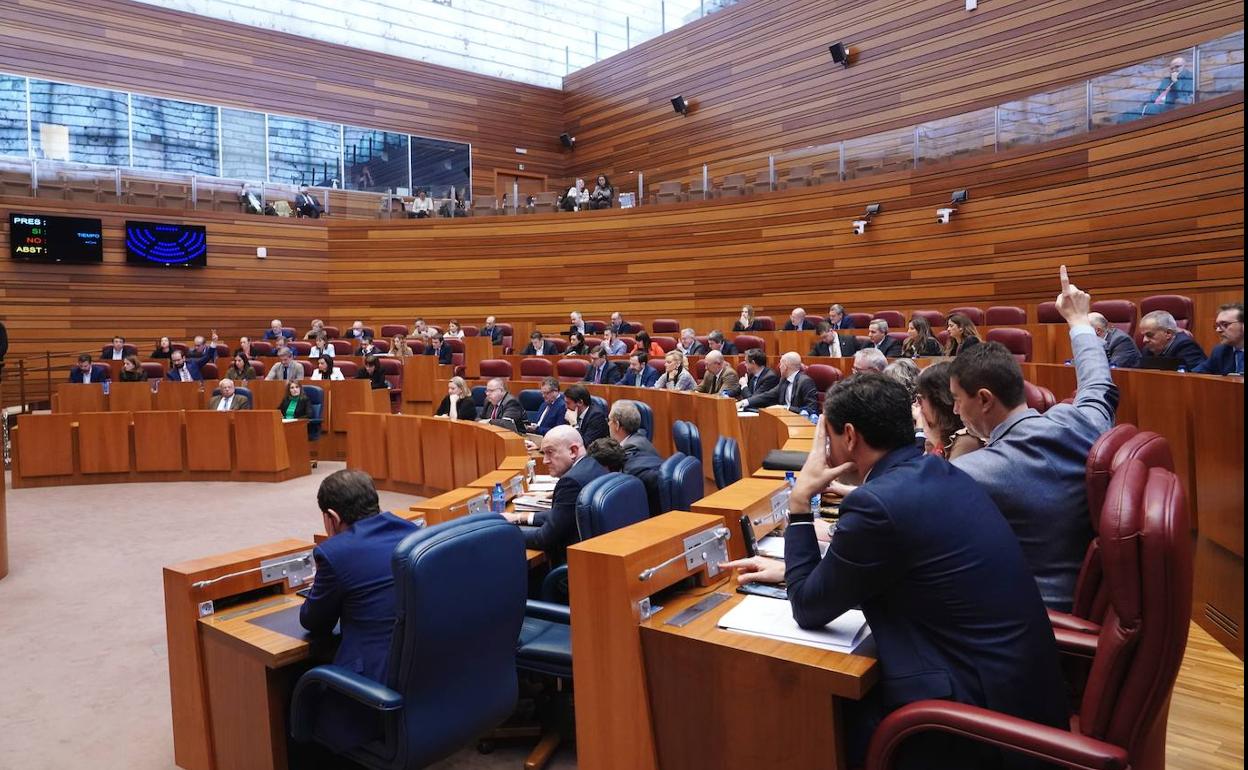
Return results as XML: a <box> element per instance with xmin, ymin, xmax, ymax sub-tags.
<box><xmin>671</xmin><ymin>96</ymin><xmax>690</xmax><ymax>116</ymax></box>
<box><xmin>559</xmin><ymin>133</ymin><xmax>575</xmax><ymax>150</ymax></box>
<box><xmin>829</xmin><ymin>43</ymin><xmax>851</xmax><ymax>68</ymax></box>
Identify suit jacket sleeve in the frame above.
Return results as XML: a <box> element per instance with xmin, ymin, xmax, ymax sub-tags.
<box><xmin>1068</xmin><ymin>328</ymin><xmax>1118</xmax><ymax>433</ymax></box>
<box><xmin>1174</xmin><ymin>337</ymin><xmax>1208</xmax><ymax>370</ymax></box>
<box><xmin>580</xmin><ymin>410</ymin><xmax>609</xmax><ymax>445</ymax></box>
<box><xmin>457</xmin><ymin>397</ymin><xmax>478</xmax><ymax>420</ymax></box>
<box><xmin>785</xmin><ymin>489</ymin><xmax>904</xmax><ymax>629</ymax></box>
<box><xmin>794</xmin><ymin>376</ymin><xmax>819</xmax><ymax>413</ymax></box>
<box><xmin>435</xmin><ymin>395</ymin><xmax>452</xmax><ymax>416</ymax></box>
<box><xmin>747</xmin><ymin>378</ymin><xmax>782</xmax><ymax>409</ymax></box>
<box><xmin>1106</xmin><ymin>334</ymin><xmax>1141</xmax><ymax>368</ymax></box>
<box><xmin>523</xmin><ymin>476</ymin><xmax>581</xmax><ymax>551</ymax></box>
<box><xmin>300</xmin><ymin>546</ymin><xmax>343</xmax><ymax>634</ymax></box>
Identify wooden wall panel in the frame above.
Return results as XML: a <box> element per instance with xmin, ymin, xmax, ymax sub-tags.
<box><xmin>560</xmin><ymin>0</ymin><xmax>1243</xmax><ymax>191</ymax></box>
<box><xmin>0</xmin><ymin>0</ymin><xmax>565</xmax><ymax>199</ymax></box>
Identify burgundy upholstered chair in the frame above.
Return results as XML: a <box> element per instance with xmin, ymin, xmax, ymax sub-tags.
<box><xmin>651</xmin><ymin>319</ymin><xmax>681</xmax><ymax>333</ymax></box>
<box><xmin>753</xmin><ymin>316</ymin><xmax>776</xmax><ymax>331</ymax></box>
<box><xmin>985</xmin><ymin>306</ymin><xmax>1027</xmax><ymax>325</ymax></box>
<box><xmin>1140</xmin><ymin>295</ymin><xmax>1193</xmax><ymax>330</ymax></box>
<box><xmin>320</xmin><ymin>326</ymin><xmax>340</xmax><ymax>339</ymax></box>
<box><xmin>652</xmin><ymin>336</ymin><xmax>677</xmax><ymax>353</ymax></box>
<box><xmin>1091</xmin><ymin>300</ymin><xmax>1138</xmax><ymax>336</ymax></box>
<box><xmin>520</xmin><ymin>358</ymin><xmax>554</xmax><ymax>379</ymax></box>
<box><xmin>986</xmin><ymin>328</ymin><xmax>1033</xmax><ymax>362</ymax></box>
<box><xmin>872</xmin><ymin>310</ymin><xmax>905</xmax><ymax>328</ymax></box>
<box><xmin>200</xmin><ymin>363</ymin><xmax>219</xmax><ymax>380</ymax></box>
<box><xmin>866</xmin><ymin>459</ymin><xmax>1192</xmax><ymax>770</ymax></box>
<box><xmin>556</xmin><ymin>358</ymin><xmax>589</xmax><ymax>382</ymax></box>
<box><xmin>380</xmin><ymin>324</ymin><xmax>408</xmax><ymax>338</ymax></box>
<box><xmin>584</xmin><ymin>320</ymin><xmax>607</xmax><ymax>333</ymax></box>
<box><xmin>478</xmin><ymin>359</ymin><xmax>514</xmax><ymax>379</ymax></box>
<box><xmin>910</xmin><ymin>310</ymin><xmax>946</xmax><ymax>328</ymax></box>
<box><xmin>288</xmin><ymin>341</ymin><xmax>312</xmax><ymax>356</ymax></box>
<box><xmin>335</xmin><ymin>361</ymin><xmax>358</xmax><ymax>378</ymax></box>
<box><xmin>732</xmin><ymin>335</ymin><xmax>765</xmax><ymax>353</ymax></box>
<box><xmin>947</xmin><ymin>307</ymin><xmax>984</xmax><ymax>326</ymax></box>
<box><xmin>1022</xmin><ymin>381</ymin><xmax>1056</xmax><ymax>413</ymax></box>
<box><xmin>1036</xmin><ymin>302</ymin><xmax>1062</xmax><ymax>324</ymax></box>
<box><xmin>140</xmin><ymin>361</ymin><xmax>165</xmax><ymax>379</ymax></box>
<box><xmin>846</xmin><ymin>312</ymin><xmax>873</xmax><ymax>329</ymax></box>
<box><xmin>329</xmin><ymin>340</ymin><xmax>354</xmax><ymax>356</ymax></box>
<box><xmin>804</xmin><ymin>364</ymin><xmax>842</xmax><ymax>408</ymax></box>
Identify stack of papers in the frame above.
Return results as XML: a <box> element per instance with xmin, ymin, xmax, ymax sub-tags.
<box><xmin>718</xmin><ymin>595</ymin><xmax>871</xmax><ymax>653</ymax></box>
<box><xmin>755</xmin><ymin>535</ymin><xmax>829</xmax><ymax>559</ymax></box>
<box><xmin>528</xmin><ymin>476</ymin><xmax>558</xmax><ymax>493</ymax></box>
<box><xmin>512</xmin><ymin>494</ymin><xmax>552</xmax><ymax>512</ymax></box>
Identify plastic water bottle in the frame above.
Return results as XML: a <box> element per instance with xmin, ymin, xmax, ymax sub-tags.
<box><xmin>1176</xmin><ymin>366</ymin><xmax>1186</xmax><ymax>374</ymax></box>
<box><xmin>491</xmin><ymin>483</ymin><xmax>506</xmax><ymax>515</ymax></box>
<box><xmin>102</xmin><ymin>380</ymin><xmax>110</xmax><ymax>395</ymax></box>
<box><xmin>785</xmin><ymin>471</ymin><xmax>796</xmax><ymax>489</ymax></box>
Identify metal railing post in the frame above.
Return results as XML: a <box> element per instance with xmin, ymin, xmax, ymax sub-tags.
<box><xmin>638</xmin><ymin>172</ymin><xmax>644</xmax><ymax>205</ymax></box>
<box><xmin>18</xmin><ymin>360</ymin><xmax>26</xmax><ymax>414</ymax></box>
<box><xmin>702</xmin><ymin>164</ymin><xmax>709</xmax><ymax>200</ymax></box>
<box><xmin>767</xmin><ymin>155</ymin><xmax>775</xmax><ymax>190</ymax></box>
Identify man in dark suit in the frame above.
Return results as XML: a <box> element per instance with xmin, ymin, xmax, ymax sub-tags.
<box><xmin>522</xmin><ymin>331</ymin><xmax>556</xmax><ymax>356</ymax></box>
<box><xmin>567</xmin><ymin>311</ymin><xmax>587</xmax><ymax>337</ymax></box>
<box><xmin>867</xmin><ymin>320</ymin><xmax>903</xmax><ymax>357</ymax></box>
<box><xmin>809</xmin><ymin>323</ymin><xmax>862</xmax><ymax>357</ymax></box>
<box><xmin>1139</xmin><ymin>310</ymin><xmax>1207</xmax><ymax>370</ymax></box>
<box><xmin>424</xmin><ymin>333</ymin><xmax>454</xmax><ymax>365</ymax></box>
<box><xmin>608</xmin><ymin>400</ymin><xmax>665</xmax><ymax>516</ymax></box>
<box><xmin>295</xmin><ymin>185</ymin><xmax>323</xmax><ymax>218</ymax></box>
<box><xmin>1090</xmin><ymin>312</ymin><xmax>1141</xmax><ymax>368</ymax></box>
<box><xmin>565</xmin><ymin>384</ymin><xmax>608</xmax><ymax>445</ymax></box>
<box><xmin>299</xmin><ymin>470</ymin><xmax>421</xmax><ymax>752</ymax></box>
<box><xmin>481</xmin><ymin>316</ymin><xmax>505</xmax><ymax>345</ymax></box>
<box><xmin>264</xmin><ymin>319</ymin><xmax>295</xmax><ymax>343</ymax></box>
<box><xmin>101</xmin><ymin>336</ymin><xmax>128</xmax><ymax>361</ymax></box>
<box><xmin>479</xmin><ymin>378</ymin><xmax>527</xmax><ymax>433</ymax></box>
<box><xmin>165</xmin><ymin>350</ymin><xmax>203</xmax><ymax>382</ymax></box>
<box><xmin>739</xmin><ymin>348</ymin><xmax>779</xmax><ymax>399</ymax></box>
<box><xmin>69</xmin><ymin>354</ymin><xmax>109</xmax><ymax>383</ymax></box>
<box><xmin>706</xmin><ymin>330</ymin><xmax>737</xmax><ymax>355</ymax></box>
<box><xmin>741</xmin><ymin>352</ymin><xmax>818</xmax><ymax>413</ymax></box>
<box><xmin>503</xmin><ymin>425</ymin><xmax>608</xmax><ymax>564</ymax></box>
<box><xmin>676</xmin><ymin>328</ymin><xmax>707</xmax><ymax>357</ymax></box>
<box><xmin>620</xmin><ymin>352</ymin><xmax>660</xmax><ymax>387</ymax></box>
<box><xmin>188</xmin><ymin>335</ymin><xmax>218</xmax><ymax>367</ymax></box>
<box><xmin>782</xmin><ymin>307</ymin><xmax>817</xmax><ymax>331</ymax></box>
<box><xmin>826</xmin><ymin>303</ymin><xmax>853</xmax><ymax>330</ymax></box>
<box><xmin>608</xmin><ymin>311</ymin><xmax>628</xmax><ymax>336</ymax></box>
<box><xmin>527</xmin><ymin>377</ymin><xmax>567</xmax><ymax>436</ymax></box>
<box><xmin>1194</xmin><ymin>302</ymin><xmax>1244</xmax><ymax>375</ymax></box>
<box><xmin>583</xmin><ymin>346</ymin><xmax>621</xmax><ymax>385</ymax></box>
<box><xmin>723</xmin><ymin>375</ymin><xmax>1068</xmax><ymax>767</ymax></box>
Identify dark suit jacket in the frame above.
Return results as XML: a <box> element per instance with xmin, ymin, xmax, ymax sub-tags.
<box><xmin>608</xmin><ymin>322</ymin><xmax>628</xmax><ymax>336</ymax></box>
<box><xmin>524</xmin><ymin>456</ymin><xmax>608</xmax><ymax>563</ymax></box>
<box><xmin>621</xmin><ymin>434</ymin><xmax>664</xmax><ymax>517</ymax></box>
<box><xmin>747</xmin><ymin>371</ymin><xmax>819</xmax><ymax>413</ymax></box>
<box><xmin>69</xmin><ymin>365</ymin><xmax>110</xmax><ymax>383</ymax></box>
<box><xmin>100</xmin><ymin>346</ymin><xmax>127</xmax><ymax>361</ymax></box>
<box><xmin>295</xmin><ymin>192</ymin><xmax>322</xmax><ymax>218</ymax></box>
<box><xmin>1103</xmin><ymin>328</ymin><xmax>1141</xmax><ymax>368</ymax></box>
<box><xmin>481</xmin><ymin>325</ymin><xmax>505</xmax><ymax>345</ymax></box>
<box><xmin>424</xmin><ymin>345</ymin><xmax>454</xmax><ymax>364</ymax></box>
<box><xmin>522</xmin><ymin>342</ymin><xmax>556</xmax><ymax>356</ymax></box>
<box><xmin>785</xmin><ymin>446</ymin><xmax>1068</xmax><ymax>767</ymax></box>
<box><xmin>576</xmin><ymin>402</ymin><xmax>610</xmax><ymax>445</ymax></box>
<box><xmin>165</xmin><ymin>360</ymin><xmax>203</xmax><ymax>381</ymax></box>
<box><xmin>1145</xmin><ymin>334</ymin><xmax>1207</xmax><ymax>370</ymax></box>
<box><xmin>263</xmin><ymin>329</ymin><xmax>294</xmax><ymax>342</ymax></box>
<box><xmin>435</xmin><ymin>394</ymin><xmax>478</xmax><ymax>420</ymax></box>
<box><xmin>872</xmin><ymin>336</ymin><xmax>903</xmax><ymax>357</ymax></box>
<box><xmin>355</xmin><ymin>367</ymin><xmax>388</xmax><ymax>390</ymax></box>
<box><xmin>1193</xmin><ymin>343</ymin><xmax>1244</xmax><ymax>375</ymax></box>
<box><xmin>903</xmin><ymin>337</ymin><xmax>943</xmax><ymax>358</ymax></box>
<box><xmin>810</xmin><ymin>335</ymin><xmax>862</xmax><ymax>357</ymax></box>
<box><xmin>741</xmin><ymin>366</ymin><xmax>779</xmax><ymax>399</ymax></box>
<box><xmin>830</xmin><ymin>317</ymin><xmax>853</xmax><ymax>330</ymax></box>
<box><xmin>782</xmin><ymin>320</ymin><xmax>817</xmax><ymax>331</ymax></box>
<box><xmin>583</xmin><ymin>361</ymin><xmax>621</xmax><ymax>385</ymax></box>
<box><xmin>481</xmin><ymin>394</ymin><xmax>527</xmax><ymax>433</ymax></box>
<box><xmin>620</xmin><ymin>366</ymin><xmax>660</xmax><ymax>388</ymax></box>
<box><xmin>713</xmin><ymin>341</ymin><xmax>739</xmax><ymax>355</ymax></box>
<box><xmin>531</xmin><ymin>395</ymin><xmax>567</xmax><ymax>435</ymax></box>
<box><xmin>678</xmin><ymin>342</ymin><xmax>708</xmax><ymax>357</ymax></box>
<box><xmin>277</xmin><ymin>394</ymin><xmax>309</xmax><ymax>418</ymax></box>
<box><xmin>300</xmin><ymin>511</ymin><xmax>421</xmax><ymax>752</ymax></box>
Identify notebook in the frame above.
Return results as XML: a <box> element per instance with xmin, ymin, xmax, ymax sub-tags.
<box><xmin>718</xmin><ymin>595</ymin><xmax>871</xmax><ymax>653</ymax></box>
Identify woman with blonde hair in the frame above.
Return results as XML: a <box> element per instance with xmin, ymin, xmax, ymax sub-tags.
<box><xmin>653</xmin><ymin>350</ymin><xmax>697</xmax><ymax>391</ymax></box>
<box><xmin>436</xmin><ymin>376</ymin><xmax>478</xmax><ymax>420</ymax></box>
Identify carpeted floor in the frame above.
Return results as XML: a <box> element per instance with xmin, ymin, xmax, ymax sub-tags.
<box><xmin>0</xmin><ymin>464</ymin><xmax>576</xmax><ymax>770</ymax></box>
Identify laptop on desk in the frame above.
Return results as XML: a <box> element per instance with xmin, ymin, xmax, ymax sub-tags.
<box><xmin>1138</xmin><ymin>356</ymin><xmax>1183</xmax><ymax>371</ymax></box>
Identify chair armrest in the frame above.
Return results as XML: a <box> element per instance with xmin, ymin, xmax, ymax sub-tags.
<box><xmin>865</xmin><ymin>700</ymin><xmax>1129</xmax><ymax>770</ymax></box>
<box><xmin>525</xmin><ymin>599</ymin><xmax>571</xmax><ymax>625</ymax></box>
<box><xmin>1053</xmin><ymin>626</ymin><xmax>1100</xmax><ymax>659</ymax></box>
<box><xmin>290</xmin><ymin>664</ymin><xmax>404</xmax><ymax>741</ymax></box>
<box><xmin>539</xmin><ymin>564</ymin><xmax>569</xmax><ymax>603</ymax></box>
<box><xmin>1048</xmin><ymin>608</ymin><xmax>1102</xmax><ymax>635</ymax></box>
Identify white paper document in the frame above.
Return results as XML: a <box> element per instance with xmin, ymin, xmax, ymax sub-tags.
<box><xmin>717</xmin><ymin>595</ymin><xmax>871</xmax><ymax>653</ymax></box>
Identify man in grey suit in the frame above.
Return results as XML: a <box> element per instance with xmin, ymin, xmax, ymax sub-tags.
<box><xmin>208</xmin><ymin>379</ymin><xmax>250</xmax><ymax>411</ymax></box>
<box><xmin>479</xmin><ymin>377</ymin><xmax>527</xmax><ymax>434</ymax></box>
<box><xmin>950</xmin><ymin>266</ymin><xmax>1118</xmax><ymax>611</ymax></box>
<box><xmin>1090</xmin><ymin>312</ymin><xmax>1141</xmax><ymax>368</ymax></box>
<box><xmin>265</xmin><ymin>347</ymin><xmax>304</xmax><ymax>382</ymax></box>
<box><xmin>608</xmin><ymin>400</ymin><xmax>664</xmax><ymax>517</ymax></box>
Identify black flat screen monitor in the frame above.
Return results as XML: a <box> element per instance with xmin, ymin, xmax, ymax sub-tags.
<box><xmin>125</xmin><ymin>220</ymin><xmax>208</xmax><ymax>268</ymax></box>
<box><xmin>9</xmin><ymin>212</ymin><xmax>104</xmax><ymax>263</ymax></box>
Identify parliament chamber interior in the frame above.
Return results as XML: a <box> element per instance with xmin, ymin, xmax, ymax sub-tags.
<box><xmin>0</xmin><ymin>0</ymin><xmax>1243</xmax><ymax>768</ymax></box>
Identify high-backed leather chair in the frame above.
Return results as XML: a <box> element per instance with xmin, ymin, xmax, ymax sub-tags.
<box><xmin>1037</xmin><ymin>301</ymin><xmax>1062</xmax><ymax>323</ymax></box>
<box><xmin>200</xmin><ymin>362</ymin><xmax>219</xmax><ymax>380</ymax></box>
<box><xmin>865</xmin><ymin>460</ymin><xmax>1192</xmax><ymax>770</ymax></box>
<box><xmin>555</xmin><ymin>358</ymin><xmax>588</xmax><ymax>382</ymax></box>
<box><xmin>249</xmin><ymin>341</ymin><xmax>275</xmax><ymax>356</ymax></box>
<box><xmin>712</xmin><ymin>436</ymin><xmax>742</xmax><ymax>489</ymax></box>
<box><xmin>518</xmin><ymin>389</ymin><xmax>544</xmax><ymax>422</ymax></box>
<box><xmin>985</xmin><ymin>305</ymin><xmax>1027</xmax><ymax>325</ymax></box>
<box><xmin>948</xmin><ymin>306</ymin><xmax>984</xmax><ymax>325</ymax></box>
<box><xmin>334</xmin><ymin>361</ymin><xmax>357</xmax><ymax>378</ymax></box>
<box><xmin>986</xmin><ymin>327</ymin><xmax>1033</xmax><ymax>362</ymax></box>
<box><xmin>659</xmin><ymin>453</ymin><xmax>703</xmax><ymax>511</ymax></box>
<box><xmin>632</xmin><ymin>400</ymin><xmax>654</xmax><ymax>439</ymax></box>
<box><xmin>693</xmin><ymin>358</ymin><xmax>708</xmax><ymax>381</ymax></box>
<box><xmin>584</xmin><ymin>319</ymin><xmax>607</xmax><ymax>333</ymax></box>
<box><xmin>546</xmin><ymin>338</ymin><xmax>568</xmax><ymax>354</ymax></box>
<box><xmin>328</xmin><ymin>340</ymin><xmax>353</xmax><ymax>356</ymax></box>
<box><xmin>846</xmin><ymin>312</ymin><xmax>873</xmax><ymax>329</ymax></box>
<box><xmin>651</xmin><ymin>319</ymin><xmax>680</xmax><ymax>333</ymax></box>
<box><xmin>291</xmin><ymin>515</ymin><xmax>526</xmax><ymax>769</ymax></box>
<box><xmin>804</xmin><ymin>364</ymin><xmax>842</xmax><ymax>408</ymax></box>
<box><xmin>753</xmin><ymin>316</ymin><xmax>776</xmax><ymax>331</ymax></box>
<box><xmin>380</xmin><ymin>324</ymin><xmax>408</xmax><ymax>338</ymax></box>
<box><xmin>478</xmin><ymin>359</ymin><xmax>513</xmax><ymax>378</ymax></box>
<box><xmin>732</xmin><ymin>334</ymin><xmax>765</xmax><ymax>352</ymax></box>
<box><xmin>302</xmin><ymin>384</ymin><xmax>324</xmax><ymax>443</ymax></box>
<box><xmin>1141</xmin><ymin>295</ymin><xmax>1193</xmax><ymax>330</ymax></box>
<box><xmin>321</xmin><ymin>326</ymin><xmax>340</xmax><ymax>339</ymax></box>
<box><xmin>281</xmin><ymin>326</ymin><xmax>297</xmax><ymax>339</ymax></box>
<box><xmin>1022</xmin><ymin>381</ymin><xmax>1056</xmax><ymax>413</ymax></box>
<box><xmin>371</xmin><ymin>339</ymin><xmax>392</xmax><ymax>354</ymax></box>
<box><xmin>672</xmin><ymin>420</ymin><xmax>702</xmax><ymax>463</ymax></box>
<box><xmin>652</xmin><ymin>336</ymin><xmax>677</xmax><ymax>353</ymax></box>
<box><xmin>1092</xmin><ymin>299</ymin><xmax>1138</xmax><ymax>336</ymax></box>
<box><xmin>140</xmin><ymin>361</ymin><xmax>165</xmax><ymax>379</ymax></box>
<box><xmin>403</xmin><ymin>339</ymin><xmax>425</xmax><ymax>355</ymax></box>
<box><xmin>911</xmin><ymin>309</ymin><xmax>946</xmax><ymax>328</ymax></box>
<box><xmin>872</xmin><ymin>310</ymin><xmax>904</xmax><ymax>328</ymax></box>
<box><xmin>520</xmin><ymin>358</ymin><xmax>554</xmax><ymax>379</ymax></box>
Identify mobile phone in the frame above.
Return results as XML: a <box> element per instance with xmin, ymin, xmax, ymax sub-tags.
<box><xmin>738</xmin><ymin>514</ymin><xmax>759</xmax><ymax>557</ymax></box>
<box><xmin>296</xmin><ymin>587</ymin><xmax>312</xmax><ymax>599</ymax></box>
<box><xmin>736</xmin><ymin>583</ymin><xmax>788</xmax><ymax>600</ymax></box>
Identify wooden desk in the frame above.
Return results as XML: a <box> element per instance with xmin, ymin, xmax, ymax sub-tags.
<box><xmin>691</xmin><ymin>477</ymin><xmax>789</xmax><ymax>560</ymax></box>
<box><xmin>109</xmin><ymin>380</ymin><xmax>156</xmax><ymax>412</ymax></box>
<box><xmin>323</xmin><ymin>379</ymin><xmax>388</xmax><ymax>459</ymax></box>
<box><xmin>55</xmin><ymin>382</ymin><xmax>105</xmax><ymax>413</ymax></box>
<box><xmin>158</xmin><ymin>381</ymin><xmax>208</xmax><ymax>411</ymax></box>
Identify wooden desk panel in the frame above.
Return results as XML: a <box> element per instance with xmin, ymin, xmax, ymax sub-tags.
<box><xmin>691</xmin><ymin>477</ymin><xmax>789</xmax><ymax>560</ymax></box>
<box><xmin>462</xmin><ymin>336</ymin><xmax>493</xmax><ymax>379</ymax></box>
<box><xmin>14</xmin><ymin>414</ymin><xmax>75</xmax><ymax>478</ymax></box>
<box><xmin>1190</xmin><ymin>376</ymin><xmax>1243</xmax><ymax>557</ymax></box>
<box><xmin>77</xmin><ymin>411</ymin><xmax>133</xmax><ymax>474</ymax></box>
<box><xmin>409</xmin><ymin>487</ymin><xmax>489</xmax><ymax>527</ymax></box>
<box><xmin>246</xmin><ymin>381</ymin><xmax>291</xmax><ymax>412</ymax></box>
<box><xmin>449</xmin><ymin>419</ymin><xmax>481</xmax><ymax>488</ymax></box>
<box><xmin>420</xmin><ymin>417</ymin><xmax>455</xmax><ymax>492</ymax></box>
<box><xmin>346</xmin><ymin>412</ymin><xmax>389</xmax><ymax>480</ymax></box>
<box><xmin>158</xmin><ymin>381</ymin><xmax>207</xmax><ymax>411</ymax></box>
<box><xmin>56</xmin><ymin>383</ymin><xmax>105</xmax><ymax>414</ymax></box>
<box><xmin>385</xmin><ymin>415</ymin><xmax>425</xmax><ymax>486</ymax></box>
<box><xmin>234</xmin><ymin>412</ymin><xmax>289</xmax><ymax>474</ymax></box>
<box><xmin>109</xmin><ymin>381</ymin><xmax>155</xmax><ymax>413</ymax></box>
<box><xmin>134</xmin><ymin>411</ymin><xmax>187</xmax><ymax>472</ymax></box>
<box><xmin>185</xmin><ymin>411</ymin><xmax>234</xmax><ymax>471</ymax></box>
<box><xmin>401</xmin><ymin>356</ymin><xmax>445</xmax><ymax>414</ymax></box>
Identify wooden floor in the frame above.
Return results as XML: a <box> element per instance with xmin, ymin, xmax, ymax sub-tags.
<box><xmin>1167</xmin><ymin>623</ymin><xmax>1244</xmax><ymax>770</ymax></box>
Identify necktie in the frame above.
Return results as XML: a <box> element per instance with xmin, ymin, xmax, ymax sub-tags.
<box><xmin>785</xmin><ymin>379</ymin><xmax>793</xmax><ymax>407</ymax></box>
<box><xmin>1236</xmin><ymin>350</ymin><xmax>1244</xmax><ymax>374</ymax></box>
<box><xmin>181</xmin><ymin>368</ymin><xmax>190</xmax><ymax>382</ymax></box>
<box><xmin>282</xmin><ymin>365</ymin><xmax>289</xmax><ymax>380</ymax></box>
<box><xmin>832</xmin><ymin>335</ymin><xmax>841</xmax><ymax>357</ymax></box>
<box><xmin>493</xmin><ymin>404</ymin><xmax>500</xmax><ymax>420</ymax></box>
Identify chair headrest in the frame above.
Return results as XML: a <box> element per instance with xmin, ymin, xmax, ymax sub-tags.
<box><xmin>575</xmin><ymin>473</ymin><xmax>649</xmax><ymax>540</ymax></box>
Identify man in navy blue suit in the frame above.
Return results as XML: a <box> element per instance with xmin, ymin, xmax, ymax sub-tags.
<box><xmin>424</xmin><ymin>333</ymin><xmax>454</xmax><ymax>365</ymax></box>
<box><xmin>299</xmin><ymin>469</ymin><xmax>421</xmax><ymax>753</ymax></box>
<box><xmin>724</xmin><ymin>374</ymin><xmax>1067</xmax><ymax>768</ymax></box>
<box><xmin>503</xmin><ymin>425</ymin><xmax>607</xmax><ymax>564</ymax></box>
<box><xmin>1194</xmin><ymin>302</ymin><xmax>1244</xmax><ymax>375</ymax></box>
<box><xmin>526</xmin><ymin>377</ymin><xmax>567</xmax><ymax>436</ymax></box>
<box><xmin>165</xmin><ymin>350</ymin><xmax>203</xmax><ymax>382</ymax></box>
<box><xmin>1138</xmin><ymin>309</ymin><xmax>1207</xmax><ymax>370</ymax></box>
<box><xmin>583</xmin><ymin>346</ymin><xmax>621</xmax><ymax>385</ymax></box>
<box><xmin>565</xmin><ymin>384</ymin><xmax>609</xmax><ymax>446</ymax></box>
<box><xmin>826</xmin><ymin>303</ymin><xmax>853</xmax><ymax>330</ymax></box>
<box><xmin>620</xmin><ymin>352</ymin><xmax>660</xmax><ymax>387</ymax></box>
<box><xmin>69</xmin><ymin>354</ymin><xmax>109</xmax><ymax>383</ymax></box>
<box><xmin>481</xmin><ymin>315</ymin><xmax>506</xmax><ymax>345</ymax></box>
<box><xmin>867</xmin><ymin>320</ymin><xmax>903</xmax><ymax>357</ymax></box>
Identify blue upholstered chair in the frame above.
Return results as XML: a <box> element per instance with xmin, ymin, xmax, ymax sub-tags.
<box><xmin>302</xmin><ymin>384</ymin><xmax>324</xmax><ymax>441</ymax></box>
<box><xmin>712</xmin><ymin>436</ymin><xmax>742</xmax><ymax>489</ymax></box>
<box><xmin>659</xmin><ymin>453</ymin><xmax>704</xmax><ymax>511</ymax></box>
<box><xmin>518</xmin><ymin>389</ymin><xmax>544</xmax><ymax>422</ymax></box>
<box><xmin>632</xmin><ymin>400</ymin><xmax>654</xmax><ymax>439</ymax></box>
<box><xmin>590</xmin><ymin>395</ymin><xmax>608</xmax><ymax>414</ymax></box>
<box><xmin>471</xmin><ymin>385</ymin><xmax>487</xmax><ymax>410</ymax></box>
<box><xmin>290</xmin><ymin>515</ymin><xmax>527</xmax><ymax>769</ymax></box>
<box><xmin>672</xmin><ymin>419</ymin><xmax>702</xmax><ymax>463</ymax></box>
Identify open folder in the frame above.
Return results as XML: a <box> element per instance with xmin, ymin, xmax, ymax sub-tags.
<box><xmin>717</xmin><ymin>595</ymin><xmax>871</xmax><ymax>653</ymax></box>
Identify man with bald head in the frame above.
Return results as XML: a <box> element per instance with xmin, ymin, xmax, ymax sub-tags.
<box><xmin>208</xmin><ymin>378</ymin><xmax>250</xmax><ymax>410</ymax></box>
<box><xmin>739</xmin><ymin>352</ymin><xmax>819</xmax><ymax>413</ymax></box>
<box><xmin>479</xmin><ymin>377</ymin><xmax>527</xmax><ymax>434</ymax></box>
<box><xmin>783</xmin><ymin>307</ymin><xmax>817</xmax><ymax>331</ymax></box>
<box><xmin>503</xmin><ymin>425</ymin><xmax>608</xmax><ymax>563</ymax></box>
<box><xmin>1089</xmin><ymin>312</ymin><xmax>1141</xmax><ymax>368</ymax></box>
<box><xmin>697</xmin><ymin>350</ymin><xmax>741</xmax><ymax>396</ymax></box>
<box><xmin>1139</xmin><ymin>310</ymin><xmax>1206</xmax><ymax>370</ymax></box>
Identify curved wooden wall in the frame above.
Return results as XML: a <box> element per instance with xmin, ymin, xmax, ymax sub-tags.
<box><xmin>562</xmin><ymin>0</ymin><xmax>1244</xmax><ymax>188</ymax></box>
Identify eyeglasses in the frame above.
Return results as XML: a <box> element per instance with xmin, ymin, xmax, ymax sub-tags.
<box><xmin>1214</xmin><ymin>321</ymin><xmax>1242</xmax><ymax>330</ymax></box>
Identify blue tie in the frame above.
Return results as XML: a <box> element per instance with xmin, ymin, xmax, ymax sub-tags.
<box><xmin>1236</xmin><ymin>349</ymin><xmax>1244</xmax><ymax>375</ymax></box>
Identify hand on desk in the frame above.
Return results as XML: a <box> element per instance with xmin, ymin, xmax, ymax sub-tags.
<box><xmin>501</xmin><ymin>512</ymin><xmax>528</xmax><ymax>525</ymax></box>
<box><xmin>720</xmin><ymin>556</ymin><xmax>786</xmax><ymax>585</ymax></box>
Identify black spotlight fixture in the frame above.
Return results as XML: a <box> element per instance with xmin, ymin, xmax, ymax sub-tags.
<box><xmin>671</xmin><ymin>96</ymin><xmax>690</xmax><ymax>116</ymax></box>
<box><xmin>829</xmin><ymin>42</ymin><xmax>851</xmax><ymax>68</ymax></box>
<box><xmin>865</xmin><ymin>203</ymin><xmax>882</xmax><ymax>217</ymax></box>
<box><xmin>559</xmin><ymin>133</ymin><xmax>575</xmax><ymax>150</ymax></box>
<box><xmin>951</xmin><ymin>189</ymin><xmax>969</xmax><ymax>204</ymax></box>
